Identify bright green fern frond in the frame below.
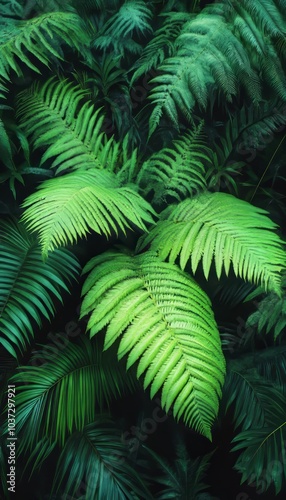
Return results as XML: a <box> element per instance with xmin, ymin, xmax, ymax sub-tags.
<box><xmin>53</xmin><ymin>419</ymin><xmax>151</xmax><ymax>499</ymax></box>
<box><xmin>0</xmin><ymin>12</ymin><xmax>89</xmax><ymax>82</ymax></box>
<box><xmin>16</xmin><ymin>78</ymin><xmax>121</xmax><ymax>175</ymax></box>
<box><xmin>11</xmin><ymin>336</ymin><xmax>136</xmax><ymax>448</ymax></box>
<box><xmin>137</xmin><ymin>123</ymin><xmax>210</xmax><ymax>205</ymax></box>
<box><xmin>0</xmin><ymin>219</ymin><xmax>80</xmax><ymax>358</ymax></box>
<box><xmin>21</xmin><ymin>169</ymin><xmax>155</xmax><ymax>257</ymax></box>
<box><xmin>80</xmin><ymin>249</ymin><xmax>226</xmax><ymax>440</ymax></box>
<box><xmin>137</xmin><ymin>191</ymin><xmax>286</xmax><ymax>295</ymax></box>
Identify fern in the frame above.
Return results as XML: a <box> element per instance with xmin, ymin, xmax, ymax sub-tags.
<box><xmin>80</xmin><ymin>249</ymin><xmax>226</xmax><ymax>440</ymax></box>
<box><xmin>142</xmin><ymin>442</ymin><xmax>213</xmax><ymax>499</ymax></box>
<box><xmin>130</xmin><ymin>11</ymin><xmax>191</xmax><ymax>86</ymax></box>
<box><xmin>148</xmin><ymin>1</ymin><xmax>286</xmax><ymax>134</ymax></box>
<box><xmin>0</xmin><ymin>219</ymin><xmax>80</xmax><ymax>358</ymax></box>
<box><xmin>138</xmin><ymin>191</ymin><xmax>286</xmax><ymax>295</ymax></box>
<box><xmin>0</xmin><ymin>12</ymin><xmax>89</xmax><ymax>85</ymax></box>
<box><xmin>222</xmin><ymin>368</ymin><xmax>286</xmax><ymax>431</ymax></box>
<box><xmin>93</xmin><ymin>0</ymin><xmax>153</xmax><ymax>54</ymax></box>
<box><xmin>53</xmin><ymin>419</ymin><xmax>151</xmax><ymax>499</ymax></box>
<box><xmin>136</xmin><ymin>123</ymin><xmax>210</xmax><ymax>205</ymax></box>
<box><xmin>232</xmin><ymin>415</ymin><xmax>286</xmax><ymax>495</ymax></box>
<box><xmin>11</xmin><ymin>336</ymin><xmax>136</xmax><ymax>448</ymax></box>
<box><xmin>246</xmin><ymin>278</ymin><xmax>286</xmax><ymax>339</ymax></box>
<box><xmin>16</xmin><ymin>78</ymin><xmax>123</xmax><ymax>175</ymax></box>
<box><xmin>21</xmin><ymin>169</ymin><xmax>155</xmax><ymax>257</ymax></box>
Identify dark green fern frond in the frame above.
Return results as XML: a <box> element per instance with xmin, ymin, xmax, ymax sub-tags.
<box><xmin>81</xmin><ymin>250</ymin><xmax>226</xmax><ymax>440</ymax></box>
<box><xmin>0</xmin><ymin>12</ymin><xmax>89</xmax><ymax>84</ymax></box>
<box><xmin>143</xmin><ymin>443</ymin><xmax>212</xmax><ymax>499</ymax></box>
<box><xmin>136</xmin><ymin>123</ymin><xmax>210</xmax><ymax>205</ymax></box>
<box><xmin>93</xmin><ymin>0</ymin><xmax>153</xmax><ymax>55</ymax></box>
<box><xmin>215</xmin><ymin>99</ymin><xmax>286</xmax><ymax>166</ymax></box>
<box><xmin>148</xmin><ymin>10</ymin><xmax>260</xmax><ymax>134</ymax></box>
<box><xmin>255</xmin><ymin>346</ymin><xmax>286</xmax><ymax>394</ymax></box>
<box><xmin>130</xmin><ymin>12</ymin><xmax>191</xmax><ymax>86</ymax></box>
<box><xmin>246</xmin><ymin>278</ymin><xmax>286</xmax><ymax>339</ymax></box>
<box><xmin>16</xmin><ymin>78</ymin><xmax>120</xmax><ymax>175</ymax></box>
<box><xmin>138</xmin><ymin>191</ymin><xmax>286</xmax><ymax>295</ymax></box>
<box><xmin>0</xmin><ymin>219</ymin><xmax>80</xmax><ymax>358</ymax></box>
<box><xmin>232</xmin><ymin>413</ymin><xmax>286</xmax><ymax>495</ymax></box>
<box><xmin>0</xmin><ymin>0</ymin><xmax>23</xmax><ymax>18</ymax></box>
<box><xmin>21</xmin><ymin>169</ymin><xmax>155</xmax><ymax>257</ymax></box>
<box><xmin>53</xmin><ymin>419</ymin><xmax>151</xmax><ymax>499</ymax></box>
<box><xmin>11</xmin><ymin>336</ymin><xmax>136</xmax><ymax>448</ymax></box>
<box><xmin>222</xmin><ymin>368</ymin><xmax>286</xmax><ymax>431</ymax></box>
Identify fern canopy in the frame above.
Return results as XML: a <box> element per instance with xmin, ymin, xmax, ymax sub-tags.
<box><xmin>80</xmin><ymin>249</ymin><xmax>226</xmax><ymax>440</ymax></box>
<box><xmin>0</xmin><ymin>220</ymin><xmax>80</xmax><ymax>358</ymax></box>
<box><xmin>21</xmin><ymin>169</ymin><xmax>155</xmax><ymax>257</ymax></box>
<box><xmin>138</xmin><ymin>191</ymin><xmax>286</xmax><ymax>295</ymax></box>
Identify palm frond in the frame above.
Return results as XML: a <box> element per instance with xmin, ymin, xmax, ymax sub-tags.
<box><xmin>11</xmin><ymin>335</ymin><xmax>136</xmax><ymax>448</ymax></box>
<box><xmin>80</xmin><ymin>249</ymin><xmax>226</xmax><ymax>440</ymax></box>
<box><xmin>138</xmin><ymin>191</ymin><xmax>286</xmax><ymax>295</ymax></box>
<box><xmin>21</xmin><ymin>169</ymin><xmax>155</xmax><ymax>257</ymax></box>
<box><xmin>0</xmin><ymin>219</ymin><xmax>80</xmax><ymax>358</ymax></box>
<box><xmin>53</xmin><ymin>419</ymin><xmax>152</xmax><ymax>499</ymax></box>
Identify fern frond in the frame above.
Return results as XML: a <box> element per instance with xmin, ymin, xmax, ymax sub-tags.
<box><xmin>16</xmin><ymin>78</ymin><xmax>122</xmax><ymax>175</ymax></box>
<box><xmin>222</xmin><ymin>368</ymin><xmax>286</xmax><ymax>431</ymax></box>
<box><xmin>137</xmin><ymin>123</ymin><xmax>209</xmax><ymax>205</ymax></box>
<box><xmin>143</xmin><ymin>443</ymin><xmax>212</xmax><ymax>499</ymax></box>
<box><xmin>130</xmin><ymin>12</ymin><xmax>191</xmax><ymax>86</ymax></box>
<box><xmin>232</xmin><ymin>415</ymin><xmax>286</xmax><ymax>495</ymax></box>
<box><xmin>53</xmin><ymin>419</ymin><xmax>151</xmax><ymax>499</ymax></box>
<box><xmin>80</xmin><ymin>250</ymin><xmax>226</xmax><ymax>440</ymax></box>
<box><xmin>137</xmin><ymin>191</ymin><xmax>286</xmax><ymax>295</ymax></box>
<box><xmin>246</xmin><ymin>278</ymin><xmax>286</xmax><ymax>339</ymax></box>
<box><xmin>21</xmin><ymin>169</ymin><xmax>155</xmax><ymax>257</ymax></box>
<box><xmin>11</xmin><ymin>336</ymin><xmax>136</xmax><ymax>447</ymax></box>
<box><xmin>0</xmin><ymin>12</ymin><xmax>89</xmax><ymax>82</ymax></box>
<box><xmin>93</xmin><ymin>0</ymin><xmax>153</xmax><ymax>54</ymax></box>
<box><xmin>148</xmin><ymin>11</ymin><xmax>260</xmax><ymax>134</ymax></box>
<box><xmin>0</xmin><ymin>0</ymin><xmax>23</xmax><ymax>18</ymax></box>
<box><xmin>0</xmin><ymin>219</ymin><xmax>80</xmax><ymax>358</ymax></box>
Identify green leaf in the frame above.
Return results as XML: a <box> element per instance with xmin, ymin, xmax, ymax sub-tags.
<box><xmin>21</xmin><ymin>169</ymin><xmax>155</xmax><ymax>257</ymax></box>
<box><xmin>0</xmin><ymin>219</ymin><xmax>80</xmax><ymax>358</ymax></box>
<box><xmin>81</xmin><ymin>249</ymin><xmax>226</xmax><ymax>440</ymax></box>
<box><xmin>138</xmin><ymin>191</ymin><xmax>286</xmax><ymax>295</ymax></box>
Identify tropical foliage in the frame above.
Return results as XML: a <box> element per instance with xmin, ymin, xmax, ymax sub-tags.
<box><xmin>1</xmin><ymin>0</ymin><xmax>286</xmax><ymax>498</ymax></box>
